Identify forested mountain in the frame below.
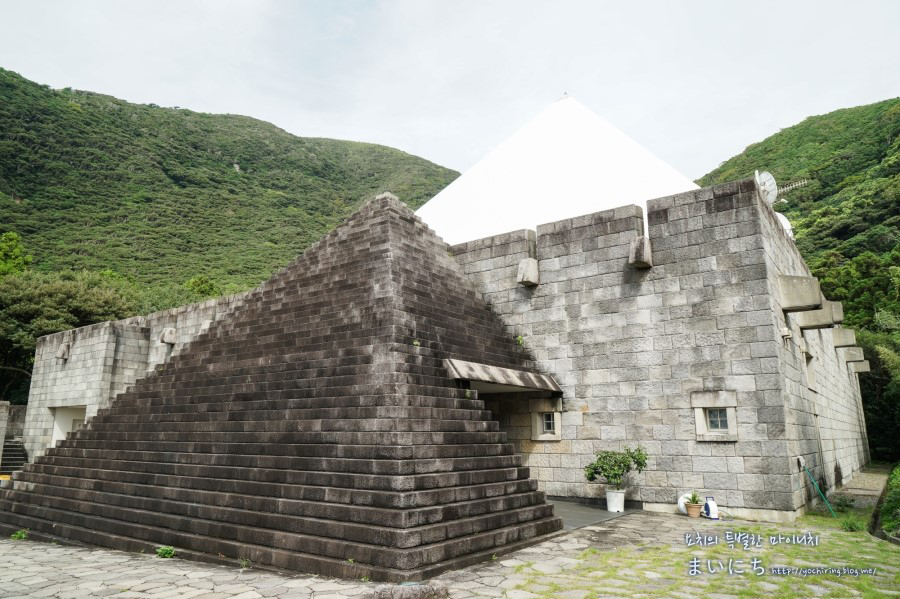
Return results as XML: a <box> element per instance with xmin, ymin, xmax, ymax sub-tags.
<box><xmin>0</xmin><ymin>67</ymin><xmax>457</xmax><ymax>290</ymax></box>
<box><xmin>700</xmin><ymin>98</ymin><xmax>900</xmax><ymax>460</ymax></box>
<box><xmin>0</xmin><ymin>67</ymin><xmax>456</xmax><ymax>402</ymax></box>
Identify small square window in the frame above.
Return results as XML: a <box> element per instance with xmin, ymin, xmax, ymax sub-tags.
<box><xmin>542</xmin><ymin>412</ymin><xmax>556</xmax><ymax>434</ymax></box>
<box><xmin>706</xmin><ymin>408</ymin><xmax>728</xmax><ymax>431</ymax></box>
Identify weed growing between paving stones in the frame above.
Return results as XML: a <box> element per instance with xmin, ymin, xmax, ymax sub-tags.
<box><xmin>238</xmin><ymin>557</ymin><xmax>251</xmax><ymax>569</ymax></box>
<box><xmin>155</xmin><ymin>546</ymin><xmax>176</xmax><ymax>558</ymax></box>
<box><xmin>9</xmin><ymin>529</ymin><xmax>27</xmax><ymax>540</ymax></box>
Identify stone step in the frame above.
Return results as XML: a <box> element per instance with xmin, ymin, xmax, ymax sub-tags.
<box><xmin>0</xmin><ymin>499</ymin><xmax>398</xmax><ymax>581</ymax></box>
<box><xmin>90</xmin><ymin>405</ymin><xmax>493</xmax><ymax>426</ymax></box>
<box><xmin>14</xmin><ymin>471</ymin><xmax>546</xmax><ymax>528</ymax></box>
<box><xmin>103</xmin><ymin>391</ymin><xmax>484</xmax><ymax>414</ymax></box>
<box><xmin>0</xmin><ymin>494</ymin><xmax>561</xmax><ymax>574</ymax></box>
<box><xmin>57</xmin><ymin>438</ymin><xmax>516</xmax><ymax>461</ymax></box>
<box><xmin>20</xmin><ymin>462</ymin><xmax>536</xmax><ymax>509</ymax></box>
<box><xmin>64</xmin><ymin>429</ymin><xmax>509</xmax><ymax>447</ymax></box>
<box><xmin>6</xmin><ymin>479</ymin><xmax>552</xmax><ymax>547</ymax></box>
<box><xmin>29</xmin><ymin>455</ymin><xmax>531</xmax><ymax>492</ymax></box>
<box><xmin>84</xmin><ymin>417</ymin><xmax>498</xmax><ymax>433</ymax></box>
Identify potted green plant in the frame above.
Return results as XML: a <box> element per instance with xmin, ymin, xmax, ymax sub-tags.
<box><xmin>685</xmin><ymin>490</ymin><xmax>703</xmax><ymax>518</ymax></box>
<box><xmin>584</xmin><ymin>445</ymin><xmax>648</xmax><ymax>513</ymax></box>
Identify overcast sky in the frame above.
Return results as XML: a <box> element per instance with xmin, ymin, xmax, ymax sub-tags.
<box><xmin>2</xmin><ymin>0</ymin><xmax>899</xmax><ymax>178</ymax></box>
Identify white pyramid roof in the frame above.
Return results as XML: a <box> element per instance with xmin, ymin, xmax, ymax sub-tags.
<box><xmin>416</xmin><ymin>97</ymin><xmax>699</xmax><ymax>245</ymax></box>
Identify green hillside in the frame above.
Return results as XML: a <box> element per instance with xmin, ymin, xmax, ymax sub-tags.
<box><xmin>0</xmin><ymin>67</ymin><xmax>457</xmax><ymax>290</ymax></box>
<box><xmin>700</xmin><ymin>98</ymin><xmax>900</xmax><ymax>460</ymax></box>
<box><xmin>0</xmin><ymin>67</ymin><xmax>457</xmax><ymax>403</ymax></box>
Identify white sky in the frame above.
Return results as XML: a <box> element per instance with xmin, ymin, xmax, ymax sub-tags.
<box><xmin>2</xmin><ymin>0</ymin><xmax>898</xmax><ymax>179</ymax></box>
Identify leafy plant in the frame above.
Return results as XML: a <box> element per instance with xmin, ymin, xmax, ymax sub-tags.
<box><xmin>881</xmin><ymin>465</ymin><xmax>900</xmax><ymax>536</ymax></box>
<box><xmin>516</xmin><ymin>335</ymin><xmax>524</xmax><ymax>346</ymax></box>
<box><xmin>238</xmin><ymin>557</ymin><xmax>251</xmax><ymax>569</ymax></box>
<box><xmin>412</xmin><ymin>339</ymin><xmax>420</xmax><ymax>347</ymax></box>
<box><xmin>10</xmin><ymin>529</ymin><xmax>27</xmax><ymax>540</ymax></box>
<box><xmin>584</xmin><ymin>446</ymin><xmax>648</xmax><ymax>489</ymax></box>
<box><xmin>155</xmin><ymin>546</ymin><xmax>176</xmax><ymax>558</ymax></box>
<box><xmin>688</xmin><ymin>491</ymin><xmax>701</xmax><ymax>505</ymax></box>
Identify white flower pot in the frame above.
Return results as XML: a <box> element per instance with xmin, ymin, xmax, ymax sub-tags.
<box><xmin>606</xmin><ymin>489</ymin><xmax>625</xmax><ymax>513</ymax></box>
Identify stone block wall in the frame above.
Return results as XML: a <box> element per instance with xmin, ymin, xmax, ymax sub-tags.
<box><xmin>23</xmin><ymin>292</ymin><xmax>249</xmax><ymax>460</ymax></box>
<box><xmin>451</xmin><ymin>178</ymin><xmax>868</xmax><ymax>518</ymax></box>
<box><xmin>5</xmin><ymin>406</ymin><xmax>25</xmax><ymax>439</ymax></box>
<box><xmin>755</xmin><ymin>192</ymin><xmax>869</xmax><ymax>509</ymax></box>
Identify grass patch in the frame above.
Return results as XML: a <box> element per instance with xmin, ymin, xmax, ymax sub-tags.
<box><xmin>511</xmin><ymin>514</ymin><xmax>900</xmax><ymax>598</ymax></box>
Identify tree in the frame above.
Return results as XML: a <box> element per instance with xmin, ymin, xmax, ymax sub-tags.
<box><xmin>0</xmin><ymin>232</ymin><xmax>32</xmax><ymax>276</ymax></box>
<box><xmin>0</xmin><ymin>270</ymin><xmax>136</xmax><ymax>403</ymax></box>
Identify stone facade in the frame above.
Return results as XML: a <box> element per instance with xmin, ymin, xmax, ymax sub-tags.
<box><xmin>23</xmin><ymin>292</ymin><xmax>249</xmax><ymax>460</ymax></box>
<box><xmin>450</xmin><ymin>178</ymin><xmax>869</xmax><ymax>520</ymax></box>
<box><xmin>16</xmin><ymin>177</ymin><xmax>870</xmax><ymax>523</ymax></box>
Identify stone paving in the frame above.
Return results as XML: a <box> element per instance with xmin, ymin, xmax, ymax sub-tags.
<box><xmin>1</xmin><ymin>511</ymin><xmax>898</xmax><ymax>598</ymax></box>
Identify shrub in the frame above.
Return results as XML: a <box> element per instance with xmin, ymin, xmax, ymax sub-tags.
<box><xmin>156</xmin><ymin>546</ymin><xmax>176</xmax><ymax>558</ymax></box>
<box><xmin>881</xmin><ymin>465</ymin><xmax>900</xmax><ymax>536</ymax></box>
<box><xmin>584</xmin><ymin>446</ymin><xmax>648</xmax><ymax>489</ymax></box>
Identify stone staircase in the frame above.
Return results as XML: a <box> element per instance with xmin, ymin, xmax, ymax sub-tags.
<box><xmin>0</xmin><ymin>440</ymin><xmax>27</xmax><ymax>475</ymax></box>
<box><xmin>0</xmin><ymin>194</ymin><xmax>562</xmax><ymax>581</ymax></box>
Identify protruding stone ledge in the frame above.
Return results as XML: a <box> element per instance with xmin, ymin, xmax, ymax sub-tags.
<box><xmin>628</xmin><ymin>236</ymin><xmax>653</xmax><ymax>269</ymax></box>
<box><xmin>831</xmin><ymin>328</ymin><xmax>856</xmax><ymax>348</ymax></box>
<box><xmin>160</xmin><ymin>327</ymin><xmax>177</xmax><ymax>345</ymax></box>
<box><xmin>839</xmin><ymin>347</ymin><xmax>865</xmax><ymax>363</ymax></box>
<box><xmin>830</xmin><ymin>301</ymin><xmax>844</xmax><ymax>324</ymax></box>
<box><xmin>849</xmin><ymin>361</ymin><xmax>871</xmax><ymax>373</ymax></box>
<box><xmin>777</xmin><ymin>275</ymin><xmax>821</xmax><ymax>312</ymax></box>
<box><xmin>55</xmin><ymin>342</ymin><xmax>71</xmax><ymax>361</ymax></box>
<box><xmin>794</xmin><ymin>300</ymin><xmax>843</xmax><ymax>330</ymax></box>
<box><xmin>517</xmin><ymin>258</ymin><xmax>539</xmax><ymax>286</ymax></box>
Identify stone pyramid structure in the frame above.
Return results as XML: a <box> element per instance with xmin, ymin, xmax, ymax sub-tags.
<box><xmin>416</xmin><ymin>96</ymin><xmax>698</xmax><ymax>244</ymax></box>
<box><xmin>0</xmin><ymin>194</ymin><xmax>563</xmax><ymax>581</ymax></box>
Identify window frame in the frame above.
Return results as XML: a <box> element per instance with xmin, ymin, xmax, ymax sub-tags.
<box><xmin>691</xmin><ymin>391</ymin><xmax>738</xmax><ymax>442</ymax></box>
